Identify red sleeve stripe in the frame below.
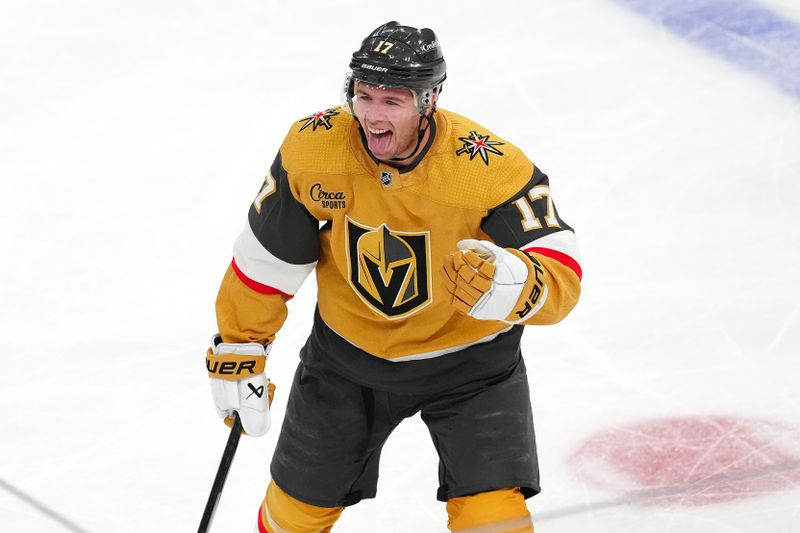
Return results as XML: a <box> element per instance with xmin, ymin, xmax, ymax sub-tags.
<box><xmin>231</xmin><ymin>258</ymin><xmax>292</xmax><ymax>298</ymax></box>
<box><xmin>524</xmin><ymin>247</ymin><xmax>583</xmax><ymax>281</ymax></box>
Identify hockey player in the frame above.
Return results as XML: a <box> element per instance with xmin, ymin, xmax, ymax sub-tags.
<box><xmin>206</xmin><ymin>21</ymin><xmax>582</xmax><ymax>532</ymax></box>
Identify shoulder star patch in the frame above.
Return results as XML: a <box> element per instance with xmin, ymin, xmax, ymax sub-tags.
<box><xmin>298</xmin><ymin>108</ymin><xmax>340</xmax><ymax>132</ymax></box>
<box><xmin>455</xmin><ymin>131</ymin><xmax>505</xmax><ymax>165</ymax></box>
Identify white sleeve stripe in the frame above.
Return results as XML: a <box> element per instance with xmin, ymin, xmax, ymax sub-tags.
<box><xmin>520</xmin><ymin>230</ymin><xmax>582</xmax><ymax>265</ymax></box>
<box><xmin>232</xmin><ymin>222</ymin><xmax>316</xmax><ymax>296</ymax></box>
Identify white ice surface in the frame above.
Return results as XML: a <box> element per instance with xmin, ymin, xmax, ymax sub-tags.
<box><xmin>1</xmin><ymin>1</ymin><xmax>799</xmax><ymax>532</ymax></box>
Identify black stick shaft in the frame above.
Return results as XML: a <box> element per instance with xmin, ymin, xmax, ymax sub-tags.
<box><xmin>198</xmin><ymin>412</ymin><xmax>243</xmax><ymax>533</ymax></box>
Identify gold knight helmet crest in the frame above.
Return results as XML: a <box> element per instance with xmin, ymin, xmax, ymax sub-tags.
<box><xmin>345</xmin><ymin>217</ymin><xmax>432</xmax><ymax>320</ymax></box>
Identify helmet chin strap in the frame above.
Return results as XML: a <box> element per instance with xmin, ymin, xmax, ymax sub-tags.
<box><xmin>389</xmin><ymin>113</ymin><xmax>433</xmax><ymax>163</ymax></box>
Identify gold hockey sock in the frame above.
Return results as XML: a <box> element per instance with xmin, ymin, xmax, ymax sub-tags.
<box><xmin>447</xmin><ymin>487</ymin><xmax>534</xmax><ymax>532</ymax></box>
<box><xmin>257</xmin><ymin>480</ymin><xmax>343</xmax><ymax>533</ymax></box>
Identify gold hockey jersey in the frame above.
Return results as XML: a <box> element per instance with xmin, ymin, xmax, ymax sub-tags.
<box><xmin>216</xmin><ymin>107</ymin><xmax>581</xmax><ymax>365</ymax></box>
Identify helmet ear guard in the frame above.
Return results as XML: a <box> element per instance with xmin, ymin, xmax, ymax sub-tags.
<box><xmin>343</xmin><ymin>71</ymin><xmax>355</xmax><ymax>114</ymax></box>
<box><xmin>416</xmin><ymin>84</ymin><xmax>443</xmax><ymax>114</ymax></box>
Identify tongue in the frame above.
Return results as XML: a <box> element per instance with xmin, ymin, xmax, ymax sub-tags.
<box><xmin>368</xmin><ymin>130</ymin><xmax>393</xmax><ymax>156</ymax></box>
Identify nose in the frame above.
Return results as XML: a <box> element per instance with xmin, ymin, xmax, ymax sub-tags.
<box><xmin>364</xmin><ymin>103</ymin><xmax>389</xmax><ymax>123</ymax></box>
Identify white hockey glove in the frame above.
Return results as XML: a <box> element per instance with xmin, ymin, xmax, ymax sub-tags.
<box><xmin>206</xmin><ymin>335</ymin><xmax>274</xmax><ymax>437</ymax></box>
<box><xmin>442</xmin><ymin>239</ymin><xmax>546</xmax><ymax>324</ymax></box>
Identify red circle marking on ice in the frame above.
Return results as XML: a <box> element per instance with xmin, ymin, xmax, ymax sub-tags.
<box><xmin>569</xmin><ymin>416</ymin><xmax>800</xmax><ymax>506</ymax></box>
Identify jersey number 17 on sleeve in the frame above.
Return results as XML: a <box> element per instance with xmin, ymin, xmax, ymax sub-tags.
<box><xmin>253</xmin><ymin>171</ymin><xmax>277</xmax><ymax>214</ymax></box>
<box><xmin>513</xmin><ymin>184</ymin><xmax>560</xmax><ymax>231</ymax></box>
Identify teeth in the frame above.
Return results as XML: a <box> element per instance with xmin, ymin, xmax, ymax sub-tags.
<box><xmin>368</xmin><ymin>127</ymin><xmax>389</xmax><ymax>134</ymax></box>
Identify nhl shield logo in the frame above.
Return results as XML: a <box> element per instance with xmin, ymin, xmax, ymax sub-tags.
<box><xmin>345</xmin><ymin>216</ymin><xmax>432</xmax><ymax>320</ymax></box>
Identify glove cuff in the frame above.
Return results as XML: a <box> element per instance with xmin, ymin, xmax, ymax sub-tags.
<box><xmin>206</xmin><ymin>350</ymin><xmax>266</xmax><ymax>380</ymax></box>
<box><xmin>206</xmin><ymin>337</ymin><xmax>269</xmax><ymax>381</ymax></box>
<box><xmin>502</xmin><ymin>249</ymin><xmax>549</xmax><ymax>324</ymax></box>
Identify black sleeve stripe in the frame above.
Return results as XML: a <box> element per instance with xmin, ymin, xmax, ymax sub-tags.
<box><xmin>247</xmin><ymin>152</ymin><xmax>320</xmax><ymax>265</ymax></box>
<box><xmin>481</xmin><ymin>166</ymin><xmax>574</xmax><ymax>249</ymax></box>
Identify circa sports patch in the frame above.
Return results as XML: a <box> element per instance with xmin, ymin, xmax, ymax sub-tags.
<box><xmin>309</xmin><ymin>183</ymin><xmax>347</xmax><ymax>210</ymax></box>
<box><xmin>344</xmin><ymin>216</ymin><xmax>432</xmax><ymax>320</ymax></box>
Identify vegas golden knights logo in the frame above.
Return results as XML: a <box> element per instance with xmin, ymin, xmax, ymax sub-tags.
<box><xmin>345</xmin><ymin>217</ymin><xmax>432</xmax><ymax>320</ymax></box>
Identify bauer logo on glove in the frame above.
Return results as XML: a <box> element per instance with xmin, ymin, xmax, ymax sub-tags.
<box><xmin>207</xmin><ymin>335</ymin><xmax>274</xmax><ymax>436</ymax></box>
<box><xmin>206</xmin><ymin>352</ymin><xmax>265</xmax><ymax>378</ymax></box>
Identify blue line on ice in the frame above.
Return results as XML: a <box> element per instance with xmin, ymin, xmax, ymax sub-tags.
<box><xmin>615</xmin><ymin>0</ymin><xmax>800</xmax><ymax>98</ymax></box>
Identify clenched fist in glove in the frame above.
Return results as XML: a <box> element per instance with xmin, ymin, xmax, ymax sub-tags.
<box><xmin>442</xmin><ymin>239</ymin><xmax>547</xmax><ymax>324</ymax></box>
<box><xmin>206</xmin><ymin>335</ymin><xmax>275</xmax><ymax>436</ymax></box>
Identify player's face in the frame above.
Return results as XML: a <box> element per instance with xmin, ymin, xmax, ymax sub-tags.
<box><xmin>353</xmin><ymin>83</ymin><xmax>423</xmax><ymax>163</ymax></box>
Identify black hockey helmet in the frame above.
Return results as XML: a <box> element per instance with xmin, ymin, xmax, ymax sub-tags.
<box><xmin>344</xmin><ymin>21</ymin><xmax>446</xmax><ymax>113</ymax></box>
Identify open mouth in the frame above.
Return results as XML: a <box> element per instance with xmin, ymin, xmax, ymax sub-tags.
<box><xmin>366</xmin><ymin>126</ymin><xmax>393</xmax><ymax>155</ymax></box>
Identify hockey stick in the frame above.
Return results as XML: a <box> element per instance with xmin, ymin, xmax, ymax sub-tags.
<box><xmin>198</xmin><ymin>411</ymin><xmax>243</xmax><ymax>533</ymax></box>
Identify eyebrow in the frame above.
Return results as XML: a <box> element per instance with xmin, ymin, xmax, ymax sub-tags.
<box><xmin>357</xmin><ymin>90</ymin><xmax>410</xmax><ymax>102</ymax></box>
